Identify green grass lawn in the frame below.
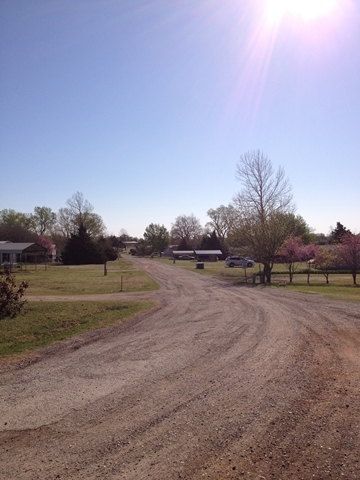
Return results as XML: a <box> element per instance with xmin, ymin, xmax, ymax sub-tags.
<box><xmin>153</xmin><ymin>257</ymin><xmax>360</xmax><ymax>303</ymax></box>
<box><xmin>12</xmin><ymin>257</ymin><xmax>159</xmax><ymax>295</ymax></box>
<box><xmin>268</xmin><ymin>276</ymin><xmax>360</xmax><ymax>303</ymax></box>
<box><xmin>0</xmin><ymin>257</ymin><xmax>159</xmax><ymax>359</ymax></box>
<box><xmin>0</xmin><ymin>300</ymin><xmax>157</xmax><ymax>357</ymax></box>
<box><xmin>155</xmin><ymin>256</ymin><xmax>258</xmax><ymax>278</ymax></box>
<box><xmin>268</xmin><ymin>265</ymin><xmax>360</xmax><ymax>303</ymax></box>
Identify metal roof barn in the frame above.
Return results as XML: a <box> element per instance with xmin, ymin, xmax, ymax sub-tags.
<box><xmin>173</xmin><ymin>251</ymin><xmax>195</xmax><ymax>256</ymax></box>
<box><xmin>194</xmin><ymin>250</ymin><xmax>223</xmax><ymax>256</ymax></box>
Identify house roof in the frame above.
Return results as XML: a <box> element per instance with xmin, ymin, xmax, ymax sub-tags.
<box><xmin>194</xmin><ymin>250</ymin><xmax>223</xmax><ymax>255</ymax></box>
<box><xmin>123</xmin><ymin>241</ymin><xmax>138</xmax><ymax>247</ymax></box>
<box><xmin>0</xmin><ymin>242</ymin><xmax>47</xmax><ymax>254</ymax></box>
<box><xmin>173</xmin><ymin>250</ymin><xmax>194</xmax><ymax>255</ymax></box>
<box><xmin>172</xmin><ymin>249</ymin><xmax>223</xmax><ymax>256</ymax></box>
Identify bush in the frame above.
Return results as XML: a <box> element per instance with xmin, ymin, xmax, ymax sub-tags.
<box><xmin>0</xmin><ymin>267</ymin><xmax>29</xmax><ymax>319</ymax></box>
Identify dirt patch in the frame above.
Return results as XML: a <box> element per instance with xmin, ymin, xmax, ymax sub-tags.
<box><xmin>0</xmin><ymin>257</ymin><xmax>359</xmax><ymax>479</ymax></box>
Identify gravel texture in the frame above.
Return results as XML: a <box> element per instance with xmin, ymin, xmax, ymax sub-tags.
<box><xmin>0</xmin><ymin>257</ymin><xmax>359</xmax><ymax>479</ymax></box>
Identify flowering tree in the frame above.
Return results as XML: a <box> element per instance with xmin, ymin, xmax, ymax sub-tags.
<box><xmin>336</xmin><ymin>233</ymin><xmax>360</xmax><ymax>285</ymax></box>
<box><xmin>314</xmin><ymin>247</ymin><xmax>337</xmax><ymax>284</ymax></box>
<box><xmin>279</xmin><ymin>237</ymin><xmax>306</xmax><ymax>283</ymax></box>
<box><xmin>38</xmin><ymin>236</ymin><xmax>54</xmax><ymax>257</ymax></box>
<box><xmin>304</xmin><ymin>243</ymin><xmax>318</xmax><ymax>284</ymax></box>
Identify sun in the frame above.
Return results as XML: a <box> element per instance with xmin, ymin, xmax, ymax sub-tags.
<box><xmin>266</xmin><ymin>0</ymin><xmax>337</xmax><ymax>22</ymax></box>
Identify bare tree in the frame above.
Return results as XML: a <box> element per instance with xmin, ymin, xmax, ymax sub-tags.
<box><xmin>56</xmin><ymin>208</ymin><xmax>74</xmax><ymax>237</ymax></box>
<box><xmin>56</xmin><ymin>192</ymin><xmax>105</xmax><ymax>238</ymax></box>
<box><xmin>66</xmin><ymin>192</ymin><xmax>94</xmax><ymax>227</ymax></box>
<box><xmin>233</xmin><ymin>150</ymin><xmax>295</xmax><ymax>283</ymax></box>
<box><xmin>119</xmin><ymin>228</ymin><xmax>129</xmax><ymax>239</ymax></box>
<box><xmin>171</xmin><ymin>214</ymin><xmax>203</xmax><ymax>245</ymax></box>
<box><xmin>234</xmin><ymin>150</ymin><xmax>293</xmax><ymax>220</ymax></box>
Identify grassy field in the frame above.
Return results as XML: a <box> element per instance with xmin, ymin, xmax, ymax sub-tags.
<box><xmin>0</xmin><ymin>257</ymin><xmax>159</xmax><ymax>359</ymax></box>
<box><xmin>11</xmin><ymin>257</ymin><xmax>159</xmax><ymax>295</ymax></box>
<box><xmin>153</xmin><ymin>256</ymin><xmax>360</xmax><ymax>303</ymax></box>
<box><xmin>270</xmin><ymin>282</ymin><xmax>360</xmax><ymax>303</ymax></box>
<box><xmin>0</xmin><ymin>300</ymin><xmax>156</xmax><ymax>357</ymax></box>
<box><xmin>155</xmin><ymin>256</ymin><xmax>258</xmax><ymax>278</ymax></box>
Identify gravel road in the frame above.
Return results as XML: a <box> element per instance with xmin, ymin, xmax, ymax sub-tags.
<box><xmin>0</xmin><ymin>257</ymin><xmax>359</xmax><ymax>479</ymax></box>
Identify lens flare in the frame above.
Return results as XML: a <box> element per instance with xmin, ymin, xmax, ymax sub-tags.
<box><xmin>266</xmin><ymin>0</ymin><xmax>337</xmax><ymax>22</ymax></box>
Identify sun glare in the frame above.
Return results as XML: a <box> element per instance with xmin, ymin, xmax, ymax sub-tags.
<box><xmin>266</xmin><ymin>0</ymin><xmax>337</xmax><ymax>22</ymax></box>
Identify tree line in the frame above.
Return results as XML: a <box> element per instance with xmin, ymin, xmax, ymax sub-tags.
<box><xmin>1</xmin><ymin>152</ymin><xmax>359</xmax><ymax>283</ymax></box>
<box><xmin>0</xmin><ymin>192</ymin><xmax>114</xmax><ymax>265</ymax></box>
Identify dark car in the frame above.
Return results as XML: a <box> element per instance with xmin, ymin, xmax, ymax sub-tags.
<box><xmin>178</xmin><ymin>255</ymin><xmax>195</xmax><ymax>260</ymax></box>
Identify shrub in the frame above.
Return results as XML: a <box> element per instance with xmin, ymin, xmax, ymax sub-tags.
<box><xmin>0</xmin><ymin>267</ymin><xmax>29</xmax><ymax>319</ymax></box>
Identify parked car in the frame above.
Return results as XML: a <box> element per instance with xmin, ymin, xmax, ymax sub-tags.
<box><xmin>178</xmin><ymin>255</ymin><xmax>195</xmax><ymax>260</ymax></box>
<box><xmin>225</xmin><ymin>256</ymin><xmax>255</xmax><ymax>268</ymax></box>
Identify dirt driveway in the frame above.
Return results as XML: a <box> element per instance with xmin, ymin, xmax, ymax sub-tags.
<box><xmin>1</xmin><ymin>257</ymin><xmax>360</xmax><ymax>479</ymax></box>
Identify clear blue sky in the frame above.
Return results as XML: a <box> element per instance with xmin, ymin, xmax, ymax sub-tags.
<box><xmin>1</xmin><ymin>0</ymin><xmax>359</xmax><ymax>238</ymax></box>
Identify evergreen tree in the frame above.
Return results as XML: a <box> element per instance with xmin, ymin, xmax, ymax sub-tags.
<box><xmin>62</xmin><ymin>224</ymin><xmax>105</xmax><ymax>265</ymax></box>
<box><xmin>330</xmin><ymin>222</ymin><xmax>351</xmax><ymax>244</ymax></box>
<box><xmin>97</xmin><ymin>237</ymin><xmax>118</xmax><ymax>261</ymax></box>
<box><xmin>177</xmin><ymin>237</ymin><xmax>191</xmax><ymax>251</ymax></box>
<box><xmin>199</xmin><ymin>231</ymin><xmax>228</xmax><ymax>256</ymax></box>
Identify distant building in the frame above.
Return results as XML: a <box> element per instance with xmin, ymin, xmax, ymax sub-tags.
<box><xmin>0</xmin><ymin>242</ymin><xmax>47</xmax><ymax>267</ymax></box>
<box><xmin>162</xmin><ymin>245</ymin><xmax>179</xmax><ymax>257</ymax></box>
<box><xmin>165</xmin><ymin>248</ymin><xmax>224</xmax><ymax>261</ymax></box>
<box><xmin>122</xmin><ymin>241</ymin><xmax>139</xmax><ymax>249</ymax></box>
